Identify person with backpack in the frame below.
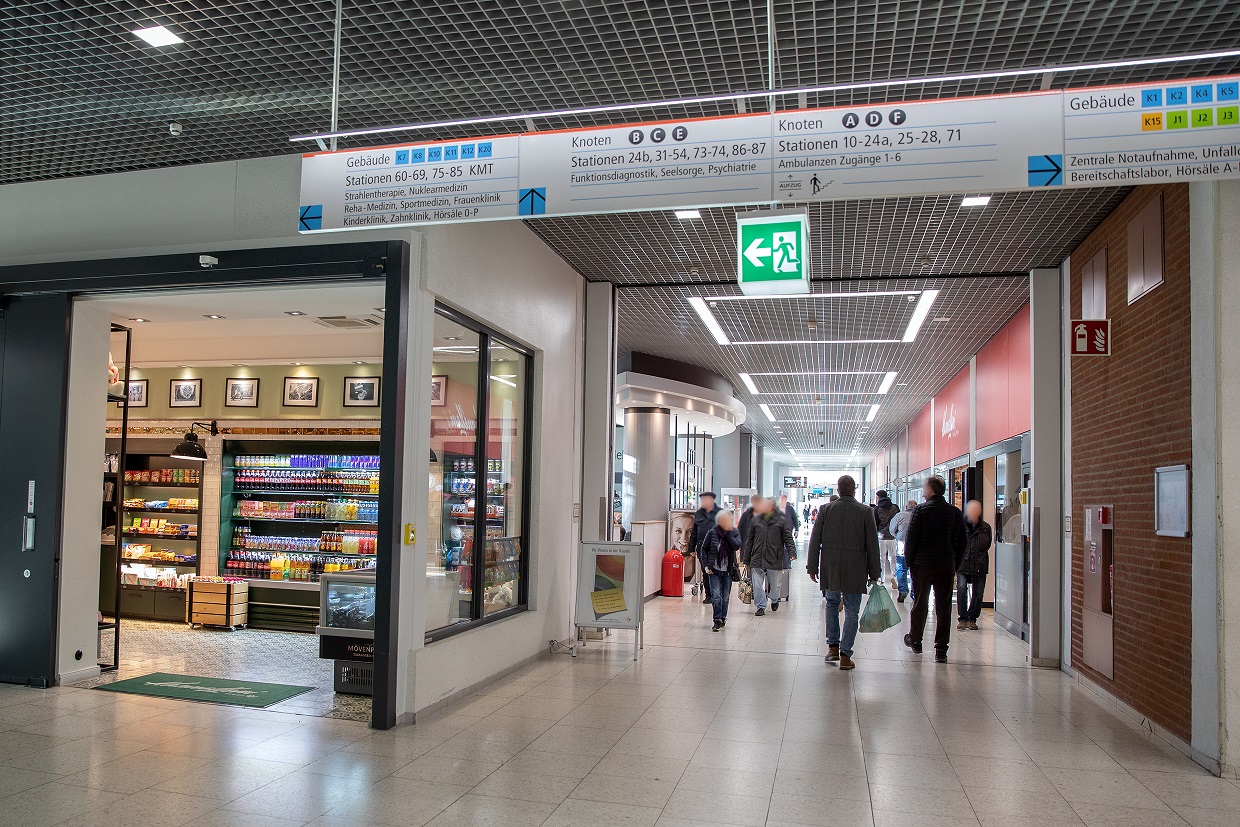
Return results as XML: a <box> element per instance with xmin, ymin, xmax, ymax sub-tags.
<box><xmin>872</xmin><ymin>490</ymin><xmax>901</xmax><ymax>592</ymax></box>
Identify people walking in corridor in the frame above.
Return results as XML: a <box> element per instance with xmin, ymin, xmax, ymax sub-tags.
<box><xmin>890</xmin><ymin>499</ymin><xmax>917</xmax><ymax>603</ymax></box>
<box><xmin>873</xmin><ymin>489</ymin><xmax>900</xmax><ymax>592</ymax></box>
<box><xmin>957</xmin><ymin>500</ymin><xmax>992</xmax><ymax>631</ymax></box>
<box><xmin>806</xmin><ymin>475</ymin><xmax>880</xmax><ymax>670</ymax></box>
<box><xmin>742</xmin><ymin>497</ymin><xmax>792</xmax><ymax>616</ymax></box>
<box><xmin>699</xmin><ymin>510</ymin><xmax>741</xmax><ymax>631</ymax></box>
<box><xmin>777</xmin><ymin>492</ymin><xmax>800</xmax><ymax>606</ymax></box>
<box><xmin>689</xmin><ymin>491</ymin><xmax>721</xmax><ymax>605</ymax></box>
<box><xmin>903</xmin><ymin>477</ymin><xmax>966</xmax><ymax>663</ymax></box>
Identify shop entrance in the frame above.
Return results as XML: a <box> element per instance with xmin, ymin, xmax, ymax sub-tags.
<box><xmin>0</xmin><ymin>241</ymin><xmax>408</xmax><ymax>729</ymax></box>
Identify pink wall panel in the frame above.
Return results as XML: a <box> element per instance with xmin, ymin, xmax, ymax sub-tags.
<box><xmin>1005</xmin><ymin>305</ymin><xmax>1032</xmax><ymax>438</ymax></box>
<box><xmin>933</xmin><ymin>366</ymin><xmax>971</xmax><ymax>464</ymax></box>
<box><xmin>908</xmin><ymin>403</ymin><xmax>933</xmax><ymax>473</ymax></box>
<box><xmin>975</xmin><ymin>304</ymin><xmax>1031</xmax><ymax>448</ymax></box>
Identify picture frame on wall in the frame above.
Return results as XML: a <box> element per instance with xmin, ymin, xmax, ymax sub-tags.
<box><xmin>119</xmin><ymin>379</ymin><xmax>148</xmax><ymax>408</ymax></box>
<box><xmin>431</xmin><ymin>375</ymin><xmax>447</xmax><ymax>407</ymax></box>
<box><xmin>1154</xmin><ymin>464</ymin><xmax>1190</xmax><ymax>538</ymax></box>
<box><xmin>225</xmin><ymin>377</ymin><xmax>260</xmax><ymax>408</ymax></box>
<box><xmin>169</xmin><ymin>378</ymin><xmax>202</xmax><ymax>408</ymax></box>
<box><xmin>283</xmin><ymin>376</ymin><xmax>320</xmax><ymax>407</ymax></box>
<box><xmin>343</xmin><ymin>376</ymin><xmax>380</xmax><ymax>407</ymax></box>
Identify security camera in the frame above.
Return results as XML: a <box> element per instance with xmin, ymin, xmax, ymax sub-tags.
<box><xmin>169</xmin><ymin>122</ymin><xmax>183</xmax><ymax>137</ymax></box>
<box><xmin>199</xmin><ymin>255</ymin><xmax>218</xmax><ymax>268</ymax></box>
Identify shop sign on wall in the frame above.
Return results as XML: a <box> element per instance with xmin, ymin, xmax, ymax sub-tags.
<box><xmin>300</xmin><ymin>73</ymin><xmax>1240</xmax><ymax>232</ymax></box>
<box><xmin>1071</xmin><ymin>319</ymin><xmax>1111</xmax><ymax>356</ymax></box>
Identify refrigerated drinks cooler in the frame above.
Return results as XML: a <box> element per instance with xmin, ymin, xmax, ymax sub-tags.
<box><xmin>316</xmin><ymin>569</ymin><xmax>376</xmax><ymax>695</ymax></box>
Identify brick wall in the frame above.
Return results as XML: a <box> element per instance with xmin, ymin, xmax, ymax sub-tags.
<box><xmin>1069</xmin><ymin>184</ymin><xmax>1193</xmax><ymax>742</ymax></box>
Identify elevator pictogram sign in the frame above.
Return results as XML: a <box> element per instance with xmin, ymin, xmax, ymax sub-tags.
<box><xmin>736</xmin><ymin>211</ymin><xmax>811</xmax><ymax>296</ymax></box>
<box><xmin>1071</xmin><ymin>319</ymin><xmax>1111</xmax><ymax>356</ymax></box>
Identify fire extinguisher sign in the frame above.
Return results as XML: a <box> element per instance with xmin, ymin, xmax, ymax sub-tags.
<box><xmin>1070</xmin><ymin>319</ymin><xmax>1111</xmax><ymax>356</ymax></box>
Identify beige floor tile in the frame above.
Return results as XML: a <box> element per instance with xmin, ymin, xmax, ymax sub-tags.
<box><xmin>766</xmin><ymin>793</ymin><xmax>874</xmax><ymax>827</ymax></box>
<box><xmin>0</xmin><ymin>766</ymin><xmax>60</xmax><ymax>796</ymax></box>
<box><xmin>867</xmin><ymin>783</ymin><xmax>974</xmax><ymax>817</ymax></box>
<box><xmin>676</xmin><ymin>765</ymin><xmax>771</xmax><ymax>795</ymax></box>
<box><xmin>543</xmin><ymin>797</ymin><xmax>664</xmax><ymax>826</ymax></box>
<box><xmin>59</xmin><ymin>749</ymin><xmax>209</xmax><ymax>793</ymax></box>
<box><xmin>470</xmin><ymin>768</ymin><xmax>580</xmax><ymax>804</ymax></box>
<box><xmin>1042</xmin><ymin>768</ymin><xmax>1172</xmax><ymax>809</ymax></box>
<box><xmin>873</xmin><ymin>810</ymin><xmax>980</xmax><ymax>827</ymax></box>
<box><xmin>221</xmin><ymin>769</ymin><xmax>372</xmax><ymax>822</ymax></box>
<box><xmin>571</xmin><ymin>771</ymin><xmax>676</xmax><ymax>807</ymax></box>
<box><xmin>0</xmin><ymin>781</ymin><xmax>125</xmax><ymax>827</ymax></box>
<box><xmin>1171</xmin><ymin>806</ymin><xmax>1240</xmax><ymax>827</ymax></box>
<box><xmin>423</xmin><ymin>793</ymin><xmax>557</xmax><ymax>827</ymax></box>
<box><xmin>182</xmin><ymin>811</ymin><xmax>309</xmax><ymax>827</ymax></box>
<box><xmin>299</xmin><ymin>750</ymin><xmax>413</xmax><ymax>782</ymax></box>
<box><xmin>2</xmin><ymin>735</ymin><xmax>150</xmax><ymax>774</ymax></box>
<box><xmin>661</xmin><ymin>787</ymin><xmax>771</xmax><ymax>826</ymax></box>
<box><xmin>1129</xmin><ymin>769</ymin><xmax>1240</xmax><ymax>809</ymax></box>
<box><xmin>394</xmin><ymin>754</ymin><xmax>501</xmax><ymax>786</ymax></box>
<box><xmin>318</xmin><ymin>776</ymin><xmax>470</xmax><ymax>826</ymax></box>
<box><xmin>688</xmin><ymin>738</ymin><xmax>781</xmax><ymax>774</ymax></box>
<box><xmin>56</xmin><ymin>789</ymin><xmax>220</xmax><ymax>827</ymax></box>
<box><xmin>594</xmin><ymin>751</ymin><xmax>689</xmax><ymax>782</ymax></box>
<box><xmin>153</xmin><ymin>756</ymin><xmax>302</xmax><ymax>802</ymax></box>
<box><xmin>611</xmin><ymin>727</ymin><xmax>705</xmax><ymax>761</ymax></box>
<box><xmin>975</xmin><ymin>816</ymin><xmax>1083</xmax><ymax>827</ymax></box>
<box><xmin>773</xmin><ymin>767</ymin><xmax>869</xmax><ymax>801</ymax></box>
<box><xmin>501</xmin><ymin>748</ymin><xmax>600</xmax><ymax>780</ymax></box>
<box><xmin>1068</xmin><ymin>803</ymin><xmax>1189</xmax><ymax>827</ymax></box>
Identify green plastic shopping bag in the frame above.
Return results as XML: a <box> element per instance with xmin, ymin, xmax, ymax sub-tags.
<box><xmin>859</xmin><ymin>582</ymin><xmax>901</xmax><ymax>633</ymax></box>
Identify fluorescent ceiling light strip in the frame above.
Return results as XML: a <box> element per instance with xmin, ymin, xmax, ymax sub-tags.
<box><xmin>748</xmin><ymin>370</ymin><xmax>885</xmax><ymax>376</ymax></box>
<box><xmin>878</xmin><ymin>372</ymin><xmax>897</xmax><ymax>394</ymax></box>
<box><xmin>767</xmin><ymin>403</ymin><xmax>872</xmax><ymax>407</ymax></box>
<box><xmin>699</xmin><ymin>290</ymin><xmax>919</xmax><ymax>302</ymax></box>
<box><xmin>960</xmin><ymin>195</ymin><xmax>992</xmax><ymax>206</ymax></box>
<box><xmin>132</xmin><ymin>25</ymin><xmax>183</xmax><ymax>46</ymax></box>
<box><xmin>759</xmin><ymin>404</ymin><xmax>776</xmax><ymax>421</ymax></box>
<box><xmin>290</xmin><ymin>49</ymin><xmax>1240</xmax><ymax>142</ymax></box>
<box><xmin>866</xmin><ymin>404</ymin><xmax>881</xmax><ymax>422</ymax></box>
<box><xmin>734</xmin><ymin>339</ymin><xmax>901</xmax><ymax>345</ymax></box>
<box><xmin>738</xmin><ymin>373</ymin><xmax>759</xmax><ymax>394</ymax></box>
<box><xmin>902</xmin><ymin>289</ymin><xmax>939</xmax><ymax>343</ymax></box>
<box><xmin>787</xmin><ymin>448</ymin><xmax>798</xmax><ymax>456</ymax></box>
<box><xmin>688</xmin><ymin>297</ymin><xmax>730</xmax><ymax>345</ymax></box>
<box><xmin>674</xmin><ymin>209</ymin><xmax>701</xmax><ymax>219</ymax></box>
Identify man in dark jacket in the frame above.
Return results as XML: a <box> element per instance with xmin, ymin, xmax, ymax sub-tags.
<box><xmin>902</xmin><ymin>476</ymin><xmax>967</xmax><ymax>662</ymax></box>
<box><xmin>689</xmin><ymin>492</ymin><xmax>721</xmax><ymax>605</ymax></box>
<box><xmin>741</xmin><ymin>498</ymin><xmax>792</xmax><ymax>616</ymax></box>
<box><xmin>806</xmin><ymin>475</ymin><xmax>881</xmax><ymax>670</ymax></box>
<box><xmin>737</xmin><ymin>494</ymin><xmax>760</xmax><ymax>544</ymax></box>
<box><xmin>872</xmin><ymin>490</ymin><xmax>900</xmax><ymax>592</ymax></box>
<box><xmin>957</xmin><ymin>500</ymin><xmax>992</xmax><ymax>631</ymax></box>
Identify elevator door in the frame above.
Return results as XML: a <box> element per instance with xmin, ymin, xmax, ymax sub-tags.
<box><xmin>0</xmin><ymin>295</ymin><xmax>72</xmax><ymax>685</ymax></box>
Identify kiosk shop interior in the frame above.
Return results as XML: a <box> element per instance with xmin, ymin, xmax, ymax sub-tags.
<box><xmin>74</xmin><ymin>281</ymin><xmax>530</xmax><ymax>720</ymax></box>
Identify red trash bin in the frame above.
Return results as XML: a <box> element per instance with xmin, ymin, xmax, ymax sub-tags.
<box><xmin>661</xmin><ymin>549</ymin><xmax>684</xmax><ymax>597</ymax></box>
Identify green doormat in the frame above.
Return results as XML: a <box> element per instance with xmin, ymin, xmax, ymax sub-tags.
<box><xmin>95</xmin><ymin>673</ymin><xmax>313</xmax><ymax>708</ymax></box>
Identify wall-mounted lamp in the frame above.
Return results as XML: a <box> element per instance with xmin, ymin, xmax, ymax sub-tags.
<box><xmin>171</xmin><ymin>420</ymin><xmax>219</xmax><ymax>462</ymax></box>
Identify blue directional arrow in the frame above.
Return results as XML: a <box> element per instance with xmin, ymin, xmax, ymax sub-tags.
<box><xmin>518</xmin><ymin>187</ymin><xmax>546</xmax><ymax>216</ymax></box>
<box><xmin>299</xmin><ymin>204</ymin><xmax>323</xmax><ymax>231</ymax></box>
<box><xmin>1028</xmin><ymin>154</ymin><xmax>1063</xmax><ymax>187</ymax></box>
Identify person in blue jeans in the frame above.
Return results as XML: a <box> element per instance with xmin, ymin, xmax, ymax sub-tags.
<box><xmin>889</xmin><ymin>500</ymin><xmax>918</xmax><ymax>603</ymax></box>
<box><xmin>699</xmin><ymin>510</ymin><xmax>741</xmax><ymax>632</ymax></box>
<box><xmin>806</xmin><ymin>475</ymin><xmax>882</xmax><ymax>670</ymax></box>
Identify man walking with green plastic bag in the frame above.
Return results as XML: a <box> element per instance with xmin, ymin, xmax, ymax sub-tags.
<box><xmin>806</xmin><ymin>475</ymin><xmax>881</xmax><ymax>670</ymax></box>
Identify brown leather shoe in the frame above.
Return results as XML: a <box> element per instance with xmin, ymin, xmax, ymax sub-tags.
<box><xmin>825</xmin><ymin>645</ymin><xmax>840</xmax><ymax>663</ymax></box>
<box><xmin>839</xmin><ymin>654</ymin><xmax>856</xmax><ymax>670</ymax></box>
<box><xmin>968</xmin><ymin>621</ymin><xmax>979</xmax><ymax>631</ymax></box>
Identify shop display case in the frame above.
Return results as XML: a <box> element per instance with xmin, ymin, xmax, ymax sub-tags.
<box><xmin>220</xmin><ymin>441</ymin><xmax>380</xmax><ymax>631</ymax></box>
<box><xmin>440</xmin><ymin>452</ymin><xmax>509</xmax><ymax>611</ymax></box>
<box><xmin>316</xmin><ymin>570</ymin><xmax>376</xmax><ymax>695</ymax></box>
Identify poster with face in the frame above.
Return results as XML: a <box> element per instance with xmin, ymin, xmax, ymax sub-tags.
<box><xmin>669</xmin><ymin>510</ymin><xmax>694</xmax><ymax>556</ymax></box>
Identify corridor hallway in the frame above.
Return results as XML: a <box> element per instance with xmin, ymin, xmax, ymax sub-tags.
<box><xmin>0</xmin><ymin>574</ymin><xmax>1231</xmax><ymax>827</ymax></box>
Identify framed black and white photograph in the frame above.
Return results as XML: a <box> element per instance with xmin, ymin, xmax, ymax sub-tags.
<box><xmin>225</xmin><ymin>377</ymin><xmax>259</xmax><ymax>408</ymax></box>
<box><xmin>119</xmin><ymin>379</ymin><xmax>148</xmax><ymax>408</ymax></box>
<box><xmin>343</xmin><ymin>376</ymin><xmax>380</xmax><ymax>407</ymax></box>
<box><xmin>431</xmin><ymin>375</ymin><xmax>447</xmax><ymax>407</ymax></box>
<box><xmin>283</xmin><ymin>376</ymin><xmax>320</xmax><ymax>407</ymax></box>
<box><xmin>169</xmin><ymin>378</ymin><xmax>202</xmax><ymax>408</ymax></box>
<box><xmin>1154</xmin><ymin>464</ymin><xmax>1190</xmax><ymax>538</ymax></box>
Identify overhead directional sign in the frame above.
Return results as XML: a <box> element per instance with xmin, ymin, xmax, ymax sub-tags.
<box><xmin>736</xmin><ymin>210</ymin><xmax>810</xmax><ymax>296</ymax></box>
<box><xmin>299</xmin><ymin>72</ymin><xmax>1240</xmax><ymax>232</ymax></box>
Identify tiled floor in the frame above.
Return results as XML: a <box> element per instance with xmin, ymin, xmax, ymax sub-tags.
<box><xmin>84</xmin><ymin>620</ymin><xmax>370</xmax><ymax>720</ymax></box>
<box><xmin>2</xmin><ymin>573</ymin><xmax>1233</xmax><ymax>827</ymax></box>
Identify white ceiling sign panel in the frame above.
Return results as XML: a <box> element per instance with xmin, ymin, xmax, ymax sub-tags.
<box><xmin>300</xmin><ymin>72</ymin><xmax>1240</xmax><ymax>233</ymax></box>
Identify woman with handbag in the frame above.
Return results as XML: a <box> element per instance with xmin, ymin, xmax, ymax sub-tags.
<box><xmin>699</xmin><ymin>510</ymin><xmax>742</xmax><ymax>632</ymax></box>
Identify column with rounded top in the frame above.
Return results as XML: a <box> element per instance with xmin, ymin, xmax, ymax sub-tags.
<box><xmin>624</xmin><ymin>407</ymin><xmax>672</xmax><ymax>522</ymax></box>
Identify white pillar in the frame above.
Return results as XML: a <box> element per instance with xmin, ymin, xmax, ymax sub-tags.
<box><xmin>624</xmin><ymin>408</ymin><xmax>671</xmax><ymax>522</ymax></box>
<box><xmin>1029</xmin><ymin>267</ymin><xmax>1063</xmax><ymax>667</ymax></box>
<box><xmin>580</xmin><ymin>282</ymin><xmax>616</xmax><ymax>541</ymax></box>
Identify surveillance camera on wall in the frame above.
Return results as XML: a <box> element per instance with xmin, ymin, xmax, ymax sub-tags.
<box><xmin>199</xmin><ymin>255</ymin><xmax>218</xmax><ymax>268</ymax></box>
<box><xmin>169</xmin><ymin>122</ymin><xmax>182</xmax><ymax>137</ymax></box>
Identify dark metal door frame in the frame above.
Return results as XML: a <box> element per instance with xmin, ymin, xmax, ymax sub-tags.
<box><xmin>0</xmin><ymin>241</ymin><xmax>408</xmax><ymax>729</ymax></box>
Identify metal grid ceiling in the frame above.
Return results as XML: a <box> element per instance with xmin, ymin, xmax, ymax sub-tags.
<box><xmin>617</xmin><ymin>276</ymin><xmax>1031</xmax><ymax>464</ymax></box>
<box><xmin>527</xmin><ymin>187</ymin><xmax>1129</xmax><ymax>284</ymax></box>
<box><xmin>5</xmin><ymin>1</ymin><xmax>1240</xmax><ymax>183</ymax></box>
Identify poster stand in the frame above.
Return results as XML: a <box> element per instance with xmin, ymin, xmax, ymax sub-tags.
<box><xmin>572</xmin><ymin>540</ymin><xmax>644</xmax><ymax>660</ymax></box>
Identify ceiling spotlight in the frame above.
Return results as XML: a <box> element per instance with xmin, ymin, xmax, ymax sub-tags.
<box><xmin>353</xmin><ymin>361</ymin><xmax>367</xmax><ymax>365</ymax></box>
<box><xmin>674</xmin><ymin>209</ymin><xmax>702</xmax><ymax>220</ymax></box>
<box><xmin>445</xmin><ymin>336</ymin><xmax>461</xmax><ymax>341</ymax></box>
<box><xmin>918</xmin><ymin>257</ymin><xmax>933</xmax><ymax>268</ymax></box>
<box><xmin>284</xmin><ymin>311</ymin><xmax>307</xmax><ymax>316</ymax></box>
<box><xmin>807</xmin><ymin>319</ymin><xmax>818</xmax><ymax>331</ymax></box>
<box><xmin>168</xmin><ymin>122</ymin><xmax>182</xmax><ymax>137</ymax></box>
<box><xmin>374</xmin><ymin>307</ymin><xmax>386</xmax><ymax>313</ymax></box>
<box><xmin>961</xmin><ymin>195</ymin><xmax>992</xmax><ymax>207</ymax></box>
<box><xmin>132</xmin><ymin>25</ymin><xmax>183</xmax><ymax>47</ymax></box>
<box><xmin>203</xmin><ymin>314</ymin><xmax>225</xmax><ymax>320</ymax></box>
<box><xmin>292</xmin><ymin>362</ymin><xmax>304</xmax><ymax>366</ymax></box>
<box><xmin>231</xmin><ymin>363</ymin><xmax>247</xmax><ymax>367</ymax></box>
<box><xmin>128</xmin><ymin>318</ymin><xmax>150</xmax><ymax>323</ymax></box>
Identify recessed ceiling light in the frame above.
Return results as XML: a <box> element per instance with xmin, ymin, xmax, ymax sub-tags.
<box><xmin>284</xmin><ymin>311</ymin><xmax>307</xmax><ymax>316</ymax></box>
<box><xmin>688</xmin><ymin>297</ymin><xmax>730</xmax><ymax>345</ymax></box>
<box><xmin>878</xmin><ymin>372</ymin><xmax>897</xmax><ymax>394</ymax></box>
<box><xmin>738</xmin><ymin>373</ymin><xmax>759</xmax><ymax>394</ymax></box>
<box><xmin>933</xmin><ymin>316</ymin><xmax>952</xmax><ymax>322</ymax></box>
<box><xmin>353</xmin><ymin>361</ymin><xmax>367</xmax><ymax>365</ymax></box>
<box><xmin>902</xmin><ymin>289</ymin><xmax>939</xmax><ymax>342</ymax></box>
<box><xmin>132</xmin><ymin>25</ymin><xmax>183</xmax><ymax>47</ymax></box>
<box><xmin>866</xmin><ymin>404</ymin><xmax>880</xmax><ymax>423</ymax></box>
<box><xmin>960</xmin><ymin>195</ymin><xmax>991</xmax><ymax>207</ymax></box>
<box><xmin>445</xmin><ymin>336</ymin><xmax>461</xmax><ymax>341</ymax></box>
<box><xmin>292</xmin><ymin>362</ymin><xmax>304</xmax><ymax>366</ymax></box>
<box><xmin>203</xmin><ymin>314</ymin><xmax>226</xmax><ymax>319</ymax></box>
<box><xmin>231</xmin><ymin>364</ymin><xmax>247</xmax><ymax>367</ymax></box>
<box><xmin>759</xmin><ymin>404</ymin><xmax>776</xmax><ymax>422</ymax></box>
<box><xmin>674</xmin><ymin>209</ymin><xmax>701</xmax><ymax>219</ymax></box>
<box><xmin>896</xmin><ymin>382</ymin><xmax>908</xmax><ymax>386</ymax></box>
<box><xmin>129</xmin><ymin>318</ymin><xmax>150</xmax><ymax>323</ymax></box>
<box><xmin>374</xmin><ymin>307</ymin><xmax>385</xmax><ymax>313</ymax></box>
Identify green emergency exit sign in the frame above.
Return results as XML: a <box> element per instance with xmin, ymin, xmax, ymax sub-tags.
<box><xmin>736</xmin><ymin>211</ymin><xmax>810</xmax><ymax>296</ymax></box>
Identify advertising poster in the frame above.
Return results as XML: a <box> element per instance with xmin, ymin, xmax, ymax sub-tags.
<box><xmin>575</xmin><ymin>541</ymin><xmax>643</xmax><ymax>630</ymax></box>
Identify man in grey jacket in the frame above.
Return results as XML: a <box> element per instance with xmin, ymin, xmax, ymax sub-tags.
<box><xmin>806</xmin><ymin>476</ymin><xmax>882</xmax><ymax>670</ymax></box>
<box><xmin>741</xmin><ymin>498</ymin><xmax>793</xmax><ymax>616</ymax></box>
